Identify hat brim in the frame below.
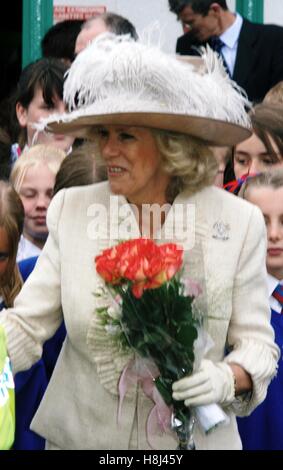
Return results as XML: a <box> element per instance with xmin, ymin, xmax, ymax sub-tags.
<box><xmin>47</xmin><ymin>112</ymin><xmax>251</xmax><ymax>146</ymax></box>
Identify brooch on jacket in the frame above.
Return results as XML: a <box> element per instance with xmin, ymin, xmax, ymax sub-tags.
<box><xmin>212</xmin><ymin>221</ymin><xmax>230</xmax><ymax>241</ymax></box>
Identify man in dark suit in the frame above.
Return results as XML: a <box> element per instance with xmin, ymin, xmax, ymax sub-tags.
<box><xmin>169</xmin><ymin>0</ymin><xmax>283</xmax><ymax>103</ymax></box>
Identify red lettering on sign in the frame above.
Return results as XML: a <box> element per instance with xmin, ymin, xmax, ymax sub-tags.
<box><xmin>54</xmin><ymin>5</ymin><xmax>106</xmax><ymax>23</ymax></box>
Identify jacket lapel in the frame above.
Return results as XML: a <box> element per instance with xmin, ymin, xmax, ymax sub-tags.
<box><xmin>233</xmin><ymin>19</ymin><xmax>260</xmax><ymax>86</ymax></box>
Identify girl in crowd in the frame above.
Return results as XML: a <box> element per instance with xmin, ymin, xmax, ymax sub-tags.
<box><xmin>10</xmin><ymin>144</ymin><xmax>65</xmax><ymax>262</ymax></box>
<box><xmin>0</xmin><ymin>180</ymin><xmax>46</xmax><ymax>449</ymax></box>
<box><xmin>233</xmin><ymin>103</ymin><xmax>283</xmax><ymax>179</ymax></box>
<box><xmin>11</xmin><ymin>58</ymin><xmax>74</xmax><ymax>158</ymax></box>
<box><xmin>10</xmin><ymin>146</ymin><xmax>67</xmax><ymax>382</ymax></box>
<box><xmin>224</xmin><ymin>103</ymin><xmax>283</xmax><ymax>193</ymax></box>
<box><xmin>0</xmin><ymin>35</ymin><xmax>278</xmax><ymax>450</ymax></box>
<box><xmin>237</xmin><ymin>170</ymin><xmax>283</xmax><ymax>450</ymax></box>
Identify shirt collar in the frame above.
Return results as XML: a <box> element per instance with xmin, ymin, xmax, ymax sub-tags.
<box><xmin>267</xmin><ymin>273</ymin><xmax>283</xmax><ymax>297</ymax></box>
<box><xmin>220</xmin><ymin>13</ymin><xmax>243</xmax><ymax>49</ymax></box>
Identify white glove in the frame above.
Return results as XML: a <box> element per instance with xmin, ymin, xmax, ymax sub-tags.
<box><xmin>172</xmin><ymin>359</ymin><xmax>235</xmax><ymax>407</ymax></box>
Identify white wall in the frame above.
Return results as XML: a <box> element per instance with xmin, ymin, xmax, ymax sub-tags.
<box><xmin>265</xmin><ymin>0</ymin><xmax>283</xmax><ymax>25</ymax></box>
<box><xmin>227</xmin><ymin>0</ymin><xmax>236</xmax><ymax>12</ymax></box>
<box><xmin>53</xmin><ymin>0</ymin><xmax>283</xmax><ymax>53</ymax></box>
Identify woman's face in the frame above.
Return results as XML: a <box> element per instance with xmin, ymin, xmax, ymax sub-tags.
<box><xmin>97</xmin><ymin>126</ymin><xmax>170</xmax><ymax>205</ymax></box>
<box><xmin>16</xmin><ymin>86</ymin><xmax>74</xmax><ymax>152</ymax></box>
<box><xmin>234</xmin><ymin>132</ymin><xmax>282</xmax><ymax>179</ymax></box>
<box><xmin>247</xmin><ymin>186</ymin><xmax>283</xmax><ymax>280</ymax></box>
<box><xmin>0</xmin><ymin>227</ymin><xmax>10</xmax><ymax>278</ymax></box>
<box><xmin>18</xmin><ymin>163</ymin><xmax>55</xmax><ymax>244</ymax></box>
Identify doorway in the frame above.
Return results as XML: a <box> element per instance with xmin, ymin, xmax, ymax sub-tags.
<box><xmin>0</xmin><ymin>0</ymin><xmax>22</xmax><ymax>102</ymax></box>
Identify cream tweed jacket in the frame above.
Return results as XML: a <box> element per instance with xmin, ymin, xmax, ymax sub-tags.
<box><xmin>0</xmin><ymin>182</ymin><xmax>279</xmax><ymax>450</ymax></box>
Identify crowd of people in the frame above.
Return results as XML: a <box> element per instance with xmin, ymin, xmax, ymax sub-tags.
<box><xmin>0</xmin><ymin>1</ymin><xmax>283</xmax><ymax>451</ymax></box>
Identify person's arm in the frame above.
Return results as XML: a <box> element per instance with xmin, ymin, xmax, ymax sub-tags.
<box><xmin>0</xmin><ymin>190</ymin><xmax>66</xmax><ymax>374</ymax></box>
<box><xmin>173</xmin><ymin>206</ymin><xmax>279</xmax><ymax>412</ymax></box>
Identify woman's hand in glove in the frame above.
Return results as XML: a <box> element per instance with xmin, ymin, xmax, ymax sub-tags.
<box><xmin>172</xmin><ymin>359</ymin><xmax>235</xmax><ymax>407</ymax></box>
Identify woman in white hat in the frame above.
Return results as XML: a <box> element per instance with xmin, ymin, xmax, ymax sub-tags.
<box><xmin>0</xmin><ymin>34</ymin><xmax>279</xmax><ymax>450</ymax></box>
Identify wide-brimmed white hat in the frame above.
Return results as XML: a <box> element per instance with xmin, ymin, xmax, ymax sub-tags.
<box><xmin>42</xmin><ymin>33</ymin><xmax>251</xmax><ymax>146</ymax></box>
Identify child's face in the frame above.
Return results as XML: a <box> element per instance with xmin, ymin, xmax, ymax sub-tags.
<box><xmin>0</xmin><ymin>227</ymin><xmax>10</xmax><ymax>279</ymax></box>
<box><xmin>19</xmin><ymin>163</ymin><xmax>55</xmax><ymax>244</ymax></box>
<box><xmin>16</xmin><ymin>86</ymin><xmax>74</xmax><ymax>152</ymax></box>
<box><xmin>247</xmin><ymin>186</ymin><xmax>283</xmax><ymax>279</ymax></box>
<box><xmin>234</xmin><ymin>132</ymin><xmax>282</xmax><ymax>179</ymax></box>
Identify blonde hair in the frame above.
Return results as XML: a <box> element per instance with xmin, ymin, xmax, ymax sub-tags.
<box><xmin>240</xmin><ymin>169</ymin><xmax>283</xmax><ymax>201</ymax></box>
<box><xmin>10</xmin><ymin>144</ymin><xmax>66</xmax><ymax>192</ymax></box>
<box><xmin>264</xmin><ymin>81</ymin><xmax>283</xmax><ymax>106</ymax></box>
<box><xmin>0</xmin><ymin>181</ymin><xmax>24</xmax><ymax>307</ymax></box>
<box><xmin>153</xmin><ymin>130</ymin><xmax>217</xmax><ymax>200</ymax></box>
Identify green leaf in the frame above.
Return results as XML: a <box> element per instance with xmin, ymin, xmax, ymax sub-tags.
<box><xmin>176</xmin><ymin>324</ymin><xmax>198</xmax><ymax>349</ymax></box>
<box><xmin>155</xmin><ymin>376</ymin><xmax>173</xmax><ymax>406</ymax></box>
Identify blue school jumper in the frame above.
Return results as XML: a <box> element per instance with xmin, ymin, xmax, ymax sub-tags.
<box><xmin>237</xmin><ymin>309</ymin><xmax>283</xmax><ymax>450</ymax></box>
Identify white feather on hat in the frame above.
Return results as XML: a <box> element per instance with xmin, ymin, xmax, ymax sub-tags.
<box><xmin>40</xmin><ymin>32</ymin><xmax>251</xmax><ymax>146</ymax></box>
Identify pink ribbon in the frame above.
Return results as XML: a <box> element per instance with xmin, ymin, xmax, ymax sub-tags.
<box><xmin>118</xmin><ymin>358</ymin><xmax>172</xmax><ymax>448</ymax></box>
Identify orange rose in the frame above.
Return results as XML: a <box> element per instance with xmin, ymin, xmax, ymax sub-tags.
<box><xmin>120</xmin><ymin>240</ymin><xmax>183</xmax><ymax>298</ymax></box>
<box><xmin>159</xmin><ymin>243</ymin><xmax>183</xmax><ymax>281</ymax></box>
<box><xmin>132</xmin><ymin>244</ymin><xmax>183</xmax><ymax>297</ymax></box>
<box><xmin>118</xmin><ymin>239</ymin><xmax>163</xmax><ymax>282</ymax></box>
<box><xmin>95</xmin><ymin>246</ymin><xmax>122</xmax><ymax>284</ymax></box>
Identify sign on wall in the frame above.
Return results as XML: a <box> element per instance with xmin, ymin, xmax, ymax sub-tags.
<box><xmin>54</xmin><ymin>5</ymin><xmax>106</xmax><ymax>23</ymax></box>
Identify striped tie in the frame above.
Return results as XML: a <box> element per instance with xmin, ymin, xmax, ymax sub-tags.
<box><xmin>209</xmin><ymin>36</ymin><xmax>231</xmax><ymax>77</ymax></box>
<box><xmin>272</xmin><ymin>284</ymin><xmax>283</xmax><ymax>313</ymax></box>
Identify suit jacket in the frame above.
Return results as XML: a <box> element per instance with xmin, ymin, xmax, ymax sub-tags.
<box><xmin>176</xmin><ymin>19</ymin><xmax>283</xmax><ymax>103</ymax></box>
<box><xmin>0</xmin><ymin>182</ymin><xmax>279</xmax><ymax>449</ymax></box>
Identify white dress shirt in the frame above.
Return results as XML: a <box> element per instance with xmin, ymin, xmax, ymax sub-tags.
<box><xmin>220</xmin><ymin>14</ymin><xmax>243</xmax><ymax>77</ymax></box>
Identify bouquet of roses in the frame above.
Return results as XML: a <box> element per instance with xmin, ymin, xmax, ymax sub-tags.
<box><xmin>95</xmin><ymin>238</ymin><xmax>227</xmax><ymax>449</ymax></box>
